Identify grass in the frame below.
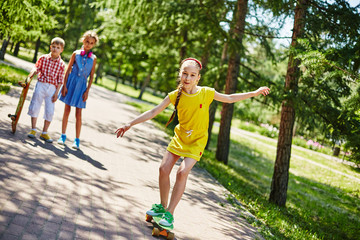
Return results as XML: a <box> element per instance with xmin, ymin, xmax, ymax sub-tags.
<box><xmin>95</xmin><ymin>76</ymin><xmax>166</xmax><ymax>106</ymax></box>
<box><xmin>6</xmin><ymin>49</ymin><xmax>39</xmax><ymax>63</ymax></box>
<box><xmin>0</xmin><ymin>64</ymin><xmax>29</xmax><ymax>94</ymax></box>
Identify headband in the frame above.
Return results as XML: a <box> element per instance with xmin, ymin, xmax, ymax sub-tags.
<box><xmin>183</xmin><ymin>58</ymin><xmax>202</xmax><ymax>70</ymax></box>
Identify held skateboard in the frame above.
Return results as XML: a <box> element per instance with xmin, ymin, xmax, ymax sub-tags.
<box><xmin>8</xmin><ymin>77</ymin><xmax>33</xmax><ymax>133</ymax></box>
<box><xmin>146</xmin><ymin>214</ymin><xmax>175</xmax><ymax>240</ymax></box>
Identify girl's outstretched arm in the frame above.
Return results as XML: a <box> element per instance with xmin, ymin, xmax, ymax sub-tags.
<box><xmin>115</xmin><ymin>96</ymin><xmax>171</xmax><ymax>138</ymax></box>
<box><xmin>214</xmin><ymin>86</ymin><xmax>270</xmax><ymax>103</ymax></box>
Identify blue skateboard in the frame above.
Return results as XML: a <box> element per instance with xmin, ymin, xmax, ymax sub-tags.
<box><xmin>146</xmin><ymin>214</ymin><xmax>175</xmax><ymax>239</ymax></box>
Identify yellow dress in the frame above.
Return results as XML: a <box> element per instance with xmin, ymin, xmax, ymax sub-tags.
<box><xmin>167</xmin><ymin>86</ymin><xmax>215</xmax><ymax>161</ymax></box>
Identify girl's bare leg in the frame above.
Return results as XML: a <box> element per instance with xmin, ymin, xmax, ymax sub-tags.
<box><xmin>61</xmin><ymin>104</ymin><xmax>71</xmax><ymax>134</ymax></box>
<box><xmin>166</xmin><ymin>157</ymin><xmax>197</xmax><ymax>215</ymax></box>
<box><xmin>75</xmin><ymin>108</ymin><xmax>82</xmax><ymax>138</ymax></box>
<box><xmin>159</xmin><ymin>151</ymin><xmax>180</xmax><ymax>208</ymax></box>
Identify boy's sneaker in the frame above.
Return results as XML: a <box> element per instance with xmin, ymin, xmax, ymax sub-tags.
<box><xmin>159</xmin><ymin>211</ymin><xmax>174</xmax><ymax>227</ymax></box>
<box><xmin>146</xmin><ymin>204</ymin><xmax>166</xmax><ymax>217</ymax></box>
<box><xmin>40</xmin><ymin>133</ymin><xmax>53</xmax><ymax>143</ymax></box>
<box><xmin>27</xmin><ymin>130</ymin><xmax>36</xmax><ymax>138</ymax></box>
<box><xmin>72</xmin><ymin>138</ymin><xmax>80</xmax><ymax>150</ymax></box>
<box><xmin>57</xmin><ymin>134</ymin><xmax>67</xmax><ymax>145</ymax></box>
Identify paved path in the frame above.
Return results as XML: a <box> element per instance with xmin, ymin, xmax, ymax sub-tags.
<box><xmin>0</xmin><ymin>56</ymin><xmax>263</xmax><ymax>240</ymax></box>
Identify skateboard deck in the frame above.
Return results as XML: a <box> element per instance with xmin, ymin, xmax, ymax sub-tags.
<box><xmin>8</xmin><ymin>78</ymin><xmax>32</xmax><ymax>133</ymax></box>
<box><xmin>146</xmin><ymin>214</ymin><xmax>175</xmax><ymax>239</ymax></box>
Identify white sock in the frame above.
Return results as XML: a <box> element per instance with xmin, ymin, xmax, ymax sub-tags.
<box><xmin>42</xmin><ymin>132</ymin><xmax>47</xmax><ymax>134</ymax></box>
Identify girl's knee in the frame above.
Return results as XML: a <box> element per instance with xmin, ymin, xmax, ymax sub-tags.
<box><xmin>75</xmin><ymin>109</ymin><xmax>82</xmax><ymax>119</ymax></box>
<box><xmin>159</xmin><ymin>164</ymin><xmax>171</xmax><ymax>177</ymax></box>
<box><xmin>176</xmin><ymin>168</ymin><xmax>189</xmax><ymax>180</ymax></box>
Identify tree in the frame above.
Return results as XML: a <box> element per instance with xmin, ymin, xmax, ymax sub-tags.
<box><xmin>0</xmin><ymin>0</ymin><xmax>57</xmax><ymax>60</ymax></box>
<box><xmin>269</xmin><ymin>0</ymin><xmax>309</xmax><ymax>206</ymax></box>
<box><xmin>216</xmin><ymin>0</ymin><xmax>248</xmax><ymax>164</ymax></box>
<box><xmin>269</xmin><ymin>0</ymin><xmax>360</xmax><ymax>206</ymax></box>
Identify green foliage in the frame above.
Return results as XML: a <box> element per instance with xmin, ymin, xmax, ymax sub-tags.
<box><xmin>0</xmin><ymin>0</ymin><xmax>58</xmax><ymax>40</ymax></box>
<box><xmin>294</xmin><ymin>39</ymin><xmax>360</xmax><ymax>163</ymax></box>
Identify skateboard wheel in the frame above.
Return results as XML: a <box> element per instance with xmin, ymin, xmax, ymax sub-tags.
<box><xmin>152</xmin><ymin>227</ymin><xmax>160</xmax><ymax>237</ymax></box>
<box><xmin>8</xmin><ymin>114</ymin><xmax>16</xmax><ymax>121</ymax></box>
<box><xmin>145</xmin><ymin>214</ymin><xmax>152</xmax><ymax>222</ymax></box>
<box><xmin>167</xmin><ymin>232</ymin><xmax>175</xmax><ymax>240</ymax></box>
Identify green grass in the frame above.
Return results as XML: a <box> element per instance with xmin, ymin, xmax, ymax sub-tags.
<box><xmin>0</xmin><ymin>64</ymin><xmax>29</xmax><ymax>94</ymax></box>
<box><xmin>95</xmin><ymin>76</ymin><xmax>166</xmax><ymax>106</ymax></box>
<box><xmin>200</xmin><ymin>126</ymin><xmax>360</xmax><ymax>240</ymax></box>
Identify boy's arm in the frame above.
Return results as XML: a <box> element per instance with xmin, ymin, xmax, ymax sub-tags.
<box><xmin>28</xmin><ymin>68</ymin><xmax>37</xmax><ymax>79</ymax></box>
<box><xmin>52</xmin><ymin>84</ymin><xmax>62</xmax><ymax>102</ymax></box>
<box><xmin>115</xmin><ymin>96</ymin><xmax>171</xmax><ymax>138</ymax></box>
<box><xmin>28</xmin><ymin>56</ymin><xmax>42</xmax><ymax>79</ymax></box>
<box><xmin>214</xmin><ymin>87</ymin><xmax>270</xmax><ymax>103</ymax></box>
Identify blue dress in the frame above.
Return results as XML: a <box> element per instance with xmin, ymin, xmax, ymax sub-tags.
<box><xmin>59</xmin><ymin>50</ymin><xmax>95</xmax><ymax>108</ymax></box>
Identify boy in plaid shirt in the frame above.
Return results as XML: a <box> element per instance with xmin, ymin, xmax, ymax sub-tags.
<box><xmin>27</xmin><ymin>37</ymin><xmax>66</xmax><ymax>143</ymax></box>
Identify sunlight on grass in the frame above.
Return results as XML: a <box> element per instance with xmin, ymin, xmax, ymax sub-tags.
<box><xmin>204</xmin><ymin>125</ymin><xmax>360</xmax><ymax>240</ymax></box>
<box><xmin>95</xmin><ymin>76</ymin><xmax>166</xmax><ymax>106</ymax></box>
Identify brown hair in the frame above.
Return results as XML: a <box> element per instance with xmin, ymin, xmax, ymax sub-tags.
<box><xmin>165</xmin><ymin>84</ymin><xmax>183</xmax><ymax>127</ymax></box>
<box><xmin>51</xmin><ymin>37</ymin><xmax>65</xmax><ymax>48</ymax></box>
<box><xmin>165</xmin><ymin>58</ymin><xmax>202</xmax><ymax>127</ymax></box>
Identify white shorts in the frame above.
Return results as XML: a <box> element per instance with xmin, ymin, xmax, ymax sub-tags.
<box><xmin>28</xmin><ymin>81</ymin><xmax>56</xmax><ymax>122</ymax></box>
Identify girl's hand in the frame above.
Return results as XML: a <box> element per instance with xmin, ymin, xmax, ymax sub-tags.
<box><xmin>83</xmin><ymin>91</ymin><xmax>89</xmax><ymax>102</ymax></box>
<box><xmin>62</xmin><ymin>86</ymin><xmax>68</xmax><ymax>96</ymax></box>
<box><xmin>255</xmin><ymin>87</ymin><xmax>270</xmax><ymax>97</ymax></box>
<box><xmin>115</xmin><ymin>124</ymin><xmax>131</xmax><ymax>138</ymax></box>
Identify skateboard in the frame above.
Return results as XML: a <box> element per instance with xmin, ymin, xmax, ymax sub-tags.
<box><xmin>8</xmin><ymin>77</ymin><xmax>32</xmax><ymax>133</ymax></box>
<box><xmin>146</xmin><ymin>214</ymin><xmax>175</xmax><ymax>239</ymax></box>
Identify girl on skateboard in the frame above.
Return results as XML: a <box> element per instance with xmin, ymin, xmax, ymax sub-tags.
<box><xmin>115</xmin><ymin>58</ymin><xmax>270</xmax><ymax>227</ymax></box>
<box><xmin>57</xmin><ymin>30</ymin><xmax>98</xmax><ymax>149</ymax></box>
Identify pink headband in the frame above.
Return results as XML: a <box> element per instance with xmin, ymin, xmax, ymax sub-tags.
<box><xmin>183</xmin><ymin>58</ymin><xmax>202</xmax><ymax>70</ymax></box>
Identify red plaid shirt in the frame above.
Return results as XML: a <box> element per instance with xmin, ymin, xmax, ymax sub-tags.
<box><xmin>35</xmin><ymin>53</ymin><xmax>65</xmax><ymax>87</ymax></box>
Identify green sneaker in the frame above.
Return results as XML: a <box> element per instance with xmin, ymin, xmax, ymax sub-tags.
<box><xmin>146</xmin><ymin>204</ymin><xmax>166</xmax><ymax>217</ymax></box>
<box><xmin>159</xmin><ymin>211</ymin><xmax>174</xmax><ymax>227</ymax></box>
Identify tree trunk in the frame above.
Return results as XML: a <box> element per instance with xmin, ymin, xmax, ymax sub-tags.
<box><xmin>0</xmin><ymin>37</ymin><xmax>10</xmax><ymax>60</ymax></box>
<box><xmin>33</xmin><ymin>37</ymin><xmax>41</xmax><ymax>63</ymax></box>
<box><xmin>114</xmin><ymin>61</ymin><xmax>122</xmax><ymax>92</ymax></box>
<box><xmin>269</xmin><ymin>0</ymin><xmax>308</xmax><ymax>207</ymax></box>
<box><xmin>206</xmin><ymin>42</ymin><xmax>228</xmax><ymax>149</ymax></box>
<box><xmin>200</xmin><ymin>37</ymin><xmax>213</xmax><ymax>72</ymax></box>
<box><xmin>180</xmin><ymin>30</ymin><xmax>188</xmax><ymax>60</ymax></box>
<box><xmin>216</xmin><ymin>0</ymin><xmax>248</xmax><ymax>164</ymax></box>
<box><xmin>138</xmin><ymin>65</ymin><xmax>154</xmax><ymax>100</ymax></box>
<box><xmin>132</xmin><ymin>67</ymin><xmax>139</xmax><ymax>90</ymax></box>
<box><xmin>95</xmin><ymin>61</ymin><xmax>103</xmax><ymax>84</ymax></box>
<box><xmin>13</xmin><ymin>42</ymin><xmax>21</xmax><ymax>57</ymax></box>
